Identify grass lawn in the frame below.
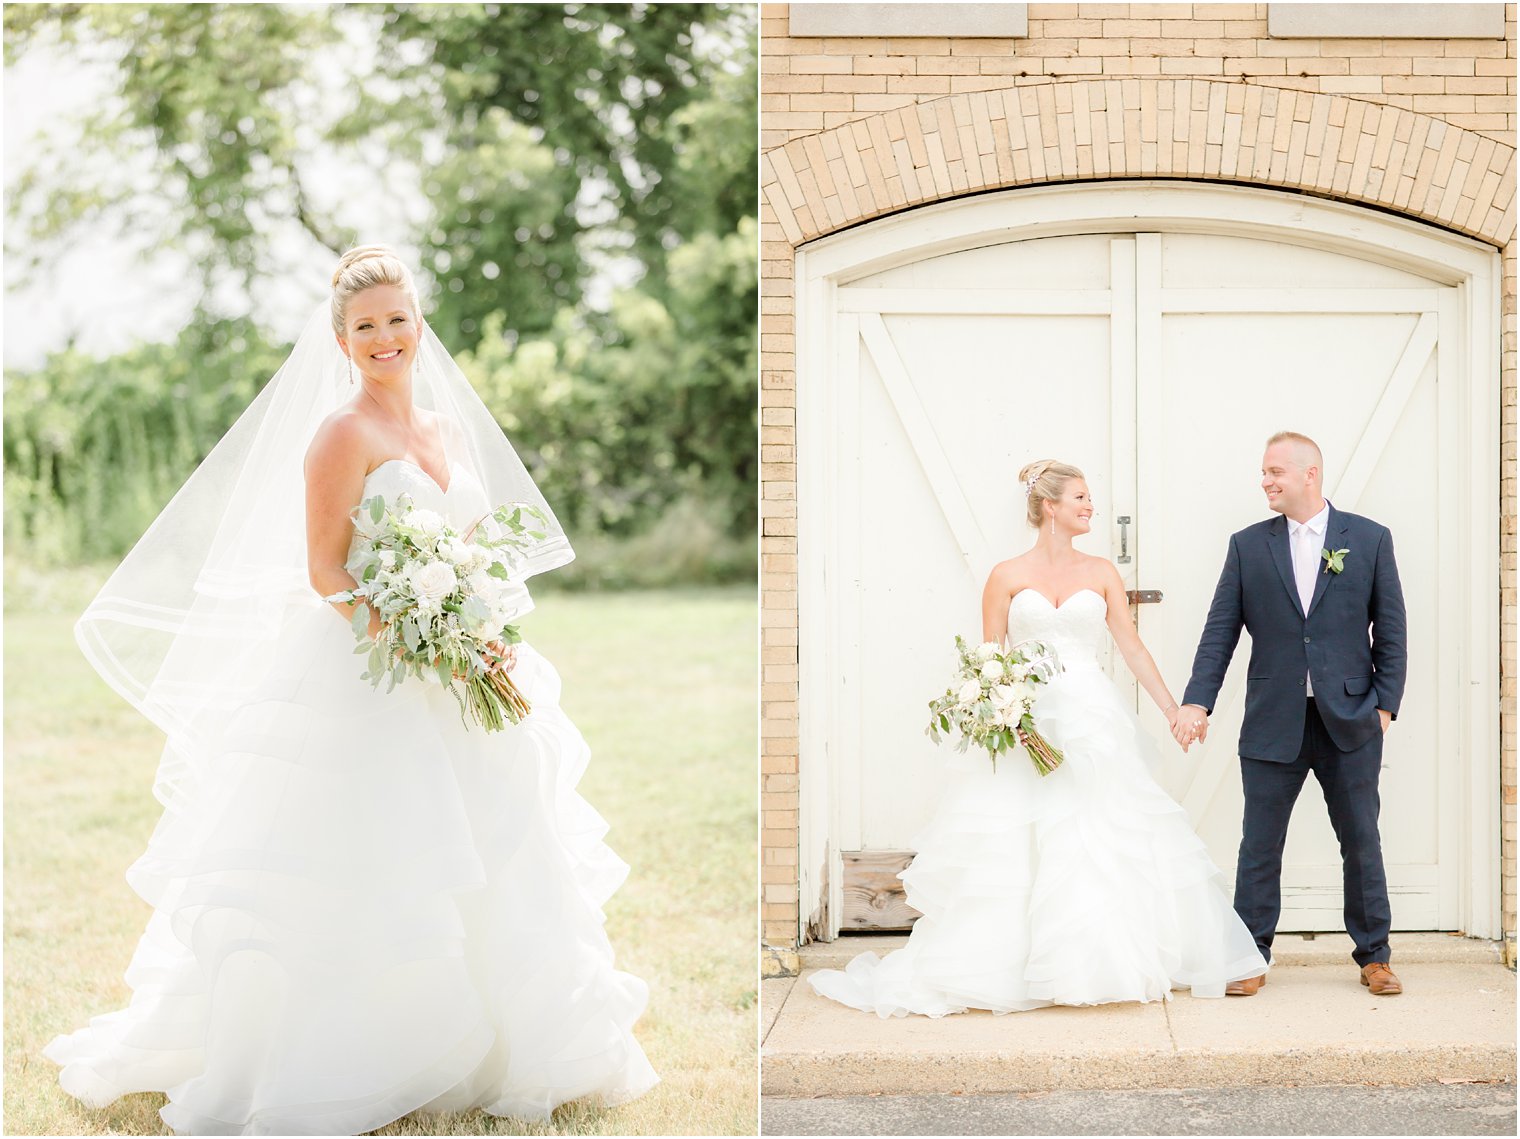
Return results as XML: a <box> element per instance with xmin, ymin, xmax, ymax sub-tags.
<box><xmin>3</xmin><ymin>562</ymin><xmax>758</xmax><ymax>1136</ymax></box>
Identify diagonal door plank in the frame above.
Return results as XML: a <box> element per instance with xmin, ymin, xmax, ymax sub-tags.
<box><xmin>858</xmin><ymin>312</ymin><xmax>994</xmax><ymax>577</ymax></box>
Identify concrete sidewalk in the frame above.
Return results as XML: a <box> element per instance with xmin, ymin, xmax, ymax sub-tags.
<box><xmin>762</xmin><ymin>934</ymin><xmax>1516</xmax><ymax>1098</ymax></box>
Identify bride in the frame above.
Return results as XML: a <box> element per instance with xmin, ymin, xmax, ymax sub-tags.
<box><xmin>809</xmin><ymin>459</ymin><xmax>1267</xmax><ymax>1017</ymax></box>
<box><xmin>44</xmin><ymin>246</ymin><xmax>659</xmax><ymax>1133</ymax></box>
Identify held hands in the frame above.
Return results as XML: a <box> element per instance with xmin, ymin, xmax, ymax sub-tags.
<box><xmin>1172</xmin><ymin>704</ymin><xmax>1210</xmax><ymax>752</ymax></box>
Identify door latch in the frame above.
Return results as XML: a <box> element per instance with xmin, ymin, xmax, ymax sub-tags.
<box><xmin>1126</xmin><ymin>590</ymin><xmax>1163</xmax><ymax>605</ymax></box>
<box><xmin>1117</xmin><ymin>515</ymin><xmax>1131</xmax><ymax>564</ymax></box>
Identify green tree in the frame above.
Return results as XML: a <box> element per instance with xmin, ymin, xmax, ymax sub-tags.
<box><xmin>5</xmin><ymin>2</ymin><xmax>751</xmax><ymax>343</ymax></box>
<box><xmin>4</xmin><ymin>3</ymin><xmax>758</xmax><ymax>576</ymax></box>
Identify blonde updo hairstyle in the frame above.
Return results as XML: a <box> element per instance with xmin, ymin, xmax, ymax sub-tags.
<box><xmin>330</xmin><ymin>244</ymin><xmax>422</xmax><ymax>338</ymax></box>
<box><xmin>1018</xmin><ymin>460</ymin><xmax>1086</xmax><ymax>528</ymax></box>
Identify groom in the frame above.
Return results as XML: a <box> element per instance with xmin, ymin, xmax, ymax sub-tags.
<box><xmin>1173</xmin><ymin>432</ymin><xmax>1407</xmax><ymax>997</ymax></box>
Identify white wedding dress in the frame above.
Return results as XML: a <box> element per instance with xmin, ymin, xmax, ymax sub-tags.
<box><xmin>46</xmin><ymin>459</ymin><xmax>658</xmax><ymax>1134</ymax></box>
<box><xmin>809</xmin><ymin>588</ymin><xmax>1267</xmax><ymax>1018</ymax></box>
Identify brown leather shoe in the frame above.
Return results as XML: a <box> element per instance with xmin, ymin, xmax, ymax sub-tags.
<box><xmin>1225</xmin><ymin>972</ymin><xmax>1267</xmax><ymax>996</ymax></box>
<box><xmin>1360</xmin><ymin>962</ymin><xmax>1402</xmax><ymax>995</ymax></box>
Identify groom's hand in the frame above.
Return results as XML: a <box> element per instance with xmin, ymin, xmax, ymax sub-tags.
<box><xmin>1173</xmin><ymin>704</ymin><xmax>1209</xmax><ymax>751</ymax></box>
<box><xmin>1378</xmin><ymin>708</ymin><xmax>1391</xmax><ymax>734</ymax></box>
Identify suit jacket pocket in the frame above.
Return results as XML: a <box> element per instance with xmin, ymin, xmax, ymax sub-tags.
<box><xmin>1344</xmin><ymin>675</ymin><xmax>1372</xmax><ymax>696</ymax></box>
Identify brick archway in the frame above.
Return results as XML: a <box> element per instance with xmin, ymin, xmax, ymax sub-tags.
<box><xmin>759</xmin><ymin>76</ymin><xmax>1517</xmax><ymax>956</ymax></box>
<box><xmin>760</xmin><ymin>79</ymin><xmax>1516</xmax><ymax>248</ymax></box>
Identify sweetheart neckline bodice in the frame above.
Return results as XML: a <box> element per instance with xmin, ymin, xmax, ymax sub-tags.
<box><xmin>1009</xmin><ymin>587</ymin><xmax>1104</xmax><ymax>611</ymax></box>
<box><xmin>1007</xmin><ymin>586</ymin><xmax>1107</xmax><ymax>668</ymax></box>
<box><xmin>365</xmin><ymin>457</ymin><xmax>456</xmax><ymax>496</ymax></box>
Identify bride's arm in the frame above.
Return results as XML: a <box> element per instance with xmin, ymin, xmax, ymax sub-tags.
<box><xmin>981</xmin><ymin>561</ymin><xmax>1016</xmax><ymax>644</ymax></box>
<box><xmin>1099</xmin><ymin>561</ymin><xmax>1180</xmax><ymax>729</ymax></box>
<box><xmin>304</xmin><ymin>416</ymin><xmax>382</xmax><ymax>638</ymax></box>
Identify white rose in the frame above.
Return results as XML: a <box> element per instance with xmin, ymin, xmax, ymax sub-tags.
<box><xmin>378</xmin><ymin>549</ymin><xmax>398</xmax><ymax>570</ymax></box>
<box><xmin>410</xmin><ymin>560</ymin><xmax>458</xmax><ymax>608</ymax></box>
<box><xmin>466</xmin><ymin>569</ymin><xmax>496</xmax><ymax>598</ymax></box>
<box><xmin>973</xmin><ymin>641</ymin><xmax>999</xmax><ymax>662</ymax></box>
<box><xmin>979</xmin><ymin>658</ymin><xmax>1003</xmax><ymax>682</ymax></box>
<box><xmin>440</xmin><ymin>538</ymin><xmax>473</xmax><ymax>566</ymax></box>
<box><xmin>407</xmin><ymin>508</ymin><xmax>446</xmax><ymax>537</ymax></box>
<box><xmin>990</xmin><ymin>683</ymin><xmax>1016</xmax><ymax>709</ymax></box>
<box><xmin>957</xmin><ymin>679</ymin><xmax>982</xmax><ymax>705</ymax></box>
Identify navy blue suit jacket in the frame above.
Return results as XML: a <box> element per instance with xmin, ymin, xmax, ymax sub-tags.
<box><xmin>1181</xmin><ymin>503</ymin><xmax>1407</xmax><ymax>763</ymax></box>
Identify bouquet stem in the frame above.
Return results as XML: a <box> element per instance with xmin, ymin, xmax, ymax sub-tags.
<box><xmin>1019</xmin><ymin>717</ymin><xmax>1064</xmax><ymax>776</ymax></box>
<box><xmin>464</xmin><ymin>671</ymin><xmax>532</xmax><ymax>731</ymax></box>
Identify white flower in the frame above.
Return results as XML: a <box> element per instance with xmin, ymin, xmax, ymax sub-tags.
<box><xmin>466</xmin><ymin>569</ymin><xmax>496</xmax><ymax>598</ymax></box>
<box><xmin>410</xmin><ymin>560</ymin><xmax>459</xmax><ymax>608</ymax></box>
<box><xmin>439</xmin><ymin>538</ymin><xmax>473</xmax><ymax>566</ymax></box>
<box><xmin>378</xmin><ymin>549</ymin><xmax>397</xmax><ymax>570</ymax></box>
<box><xmin>973</xmin><ymin>641</ymin><xmax>1000</xmax><ymax>662</ymax></box>
<box><xmin>979</xmin><ymin>658</ymin><xmax>1003</xmax><ymax>682</ymax></box>
<box><xmin>407</xmin><ymin>508</ymin><xmax>446</xmax><ymax>537</ymax></box>
<box><xmin>957</xmin><ymin>679</ymin><xmax>982</xmax><ymax>705</ymax></box>
<box><xmin>990</xmin><ymin>683</ymin><xmax>1016</xmax><ymax>709</ymax></box>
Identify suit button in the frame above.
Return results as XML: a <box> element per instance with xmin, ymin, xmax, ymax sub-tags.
<box><xmin>1299</xmin><ymin>679</ymin><xmax>1305</xmax><ymax>686</ymax></box>
<box><xmin>1304</xmin><ymin>636</ymin><xmax>1311</xmax><ymax>643</ymax></box>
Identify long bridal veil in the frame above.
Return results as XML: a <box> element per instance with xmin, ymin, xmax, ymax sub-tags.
<box><xmin>75</xmin><ymin>303</ymin><xmax>574</xmax><ymax>810</ymax></box>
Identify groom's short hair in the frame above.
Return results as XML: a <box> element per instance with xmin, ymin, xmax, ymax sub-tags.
<box><xmin>1265</xmin><ymin>431</ymin><xmax>1323</xmax><ymax>477</ymax></box>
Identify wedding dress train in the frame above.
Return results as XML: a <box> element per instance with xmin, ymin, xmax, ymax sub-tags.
<box><xmin>46</xmin><ymin>459</ymin><xmax>658</xmax><ymax>1134</ymax></box>
<box><xmin>809</xmin><ymin>588</ymin><xmax>1267</xmax><ymax>1018</ymax></box>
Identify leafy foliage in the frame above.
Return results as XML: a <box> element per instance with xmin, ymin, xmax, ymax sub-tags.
<box><xmin>3</xmin><ymin>317</ymin><xmax>284</xmax><ymax>563</ymax></box>
<box><xmin>4</xmin><ymin>3</ymin><xmax>758</xmax><ymax>579</ymax></box>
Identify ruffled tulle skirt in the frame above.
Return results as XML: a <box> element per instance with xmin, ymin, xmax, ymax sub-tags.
<box><xmin>809</xmin><ymin>663</ymin><xmax>1267</xmax><ymax>1018</ymax></box>
<box><xmin>44</xmin><ymin>600</ymin><xmax>658</xmax><ymax>1134</ymax></box>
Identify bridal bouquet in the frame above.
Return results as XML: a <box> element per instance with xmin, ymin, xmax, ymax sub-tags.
<box><xmin>325</xmin><ymin>494</ymin><xmax>549</xmax><ymax>731</ymax></box>
<box><xmin>925</xmin><ymin>636</ymin><xmax>1066</xmax><ymax>774</ymax></box>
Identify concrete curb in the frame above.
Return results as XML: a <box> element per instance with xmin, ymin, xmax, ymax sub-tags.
<box><xmin>763</xmin><ymin>1044</ymin><xmax>1517</xmax><ymax>1097</ymax></box>
<box><xmin>762</xmin><ymin>960</ymin><xmax>1517</xmax><ymax>1097</ymax></box>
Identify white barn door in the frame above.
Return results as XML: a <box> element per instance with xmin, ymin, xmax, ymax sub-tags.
<box><xmin>1134</xmin><ymin>231</ymin><xmax>1459</xmax><ymax>930</ymax></box>
<box><xmin>797</xmin><ymin>184</ymin><xmax>1500</xmax><ymax>942</ymax></box>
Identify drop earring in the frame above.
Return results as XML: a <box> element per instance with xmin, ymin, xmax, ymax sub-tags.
<box><xmin>347</xmin><ymin>356</ymin><xmax>354</xmax><ymax>385</ymax></box>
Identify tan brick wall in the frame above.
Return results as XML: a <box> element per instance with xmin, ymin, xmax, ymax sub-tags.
<box><xmin>760</xmin><ymin>3</ymin><xmax>1519</xmax><ymax>950</ymax></box>
<box><xmin>761</xmin><ymin>3</ymin><xmax>1516</xmax><ymax>148</ymax></box>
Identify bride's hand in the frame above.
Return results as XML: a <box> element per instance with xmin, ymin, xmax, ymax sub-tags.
<box><xmin>484</xmin><ymin>640</ymin><xmax>518</xmax><ymax>675</ymax></box>
<box><xmin>1172</xmin><ymin>705</ymin><xmax>1208</xmax><ymax>752</ymax></box>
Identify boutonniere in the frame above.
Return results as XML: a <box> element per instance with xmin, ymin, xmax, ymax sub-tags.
<box><xmin>1321</xmin><ymin>547</ymin><xmax>1349</xmax><ymax>575</ymax></box>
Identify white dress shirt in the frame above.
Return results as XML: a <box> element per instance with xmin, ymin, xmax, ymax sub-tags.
<box><xmin>1288</xmin><ymin>501</ymin><xmax>1329</xmax><ymax>697</ymax></box>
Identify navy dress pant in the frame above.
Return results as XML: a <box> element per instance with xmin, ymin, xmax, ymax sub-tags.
<box><xmin>1235</xmin><ymin>698</ymin><xmax>1391</xmax><ymax>968</ymax></box>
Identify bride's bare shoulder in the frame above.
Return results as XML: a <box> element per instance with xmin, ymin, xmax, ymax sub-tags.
<box><xmin>305</xmin><ymin>406</ymin><xmax>377</xmax><ymax>477</ymax></box>
<box><xmin>1081</xmin><ymin>553</ymin><xmax>1126</xmax><ymax>593</ymax></box>
<box><xmin>984</xmin><ymin>555</ymin><xmax>1026</xmax><ymax>591</ymax></box>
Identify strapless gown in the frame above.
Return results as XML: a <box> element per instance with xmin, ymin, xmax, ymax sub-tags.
<box><xmin>808</xmin><ymin>588</ymin><xmax>1267</xmax><ymax>1017</ymax></box>
<box><xmin>44</xmin><ymin>459</ymin><xmax>658</xmax><ymax>1134</ymax></box>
